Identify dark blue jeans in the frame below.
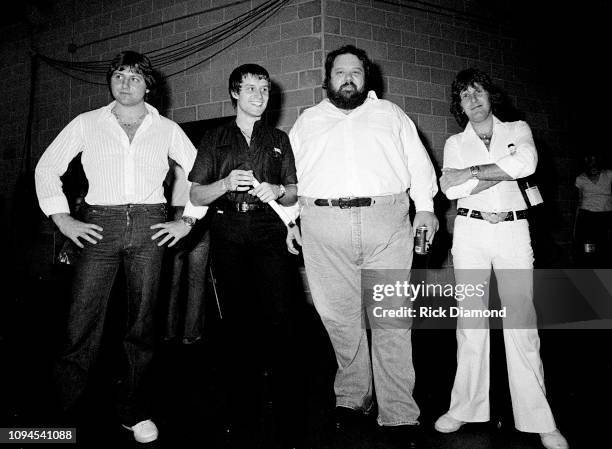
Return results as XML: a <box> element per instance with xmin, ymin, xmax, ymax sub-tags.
<box><xmin>54</xmin><ymin>204</ymin><xmax>166</xmax><ymax>426</ymax></box>
<box><xmin>165</xmin><ymin>206</ymin><xmax>211</xmax><ymax>342</ymax></box>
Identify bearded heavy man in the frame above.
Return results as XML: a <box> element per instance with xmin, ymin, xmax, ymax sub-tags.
<box><xmin>287</xmin><ymin>45</ymin><xmax>439</xmax><ymax>448</ymax></box>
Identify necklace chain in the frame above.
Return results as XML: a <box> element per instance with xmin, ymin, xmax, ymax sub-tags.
<box><xmin>477</xmin><ymin>131</ymin><xmax>492</xmax><ymax>146</ymax></box>
<box><xmin>112</xmin><ymin>108</ymin><xmax>147</xmax><ymax>127</ymax></box>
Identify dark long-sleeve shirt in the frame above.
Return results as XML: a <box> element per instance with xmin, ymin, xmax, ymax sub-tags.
<box><xmin>189</xmin><ymin>119</ymin><xmax>297</xmax><ymax>204</ymax></box>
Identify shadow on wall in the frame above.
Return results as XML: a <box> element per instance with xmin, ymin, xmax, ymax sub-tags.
<box><xmin>369</xmin><ymin>62</ymin><xmax>385</xmax><ymax>99</ymax></box>
<box><xmin>531</xmin><ymin>137</ymin><xmax>568</xmax><ymax>267</ymax></box>
<box><xmin>148</xmin><ymin>68</ymin><xmax>170</xmax><ymax>116</ymax></box>
<box><xmin>263</xmin><ymin>80</ymin><xmax>283</xmax><ymax>129</ymax></box>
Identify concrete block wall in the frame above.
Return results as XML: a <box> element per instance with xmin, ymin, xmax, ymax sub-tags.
<box><xmin>0</xmin><ymin>0</ymin><xmax>580</xmax><ymax>265</ymax></box>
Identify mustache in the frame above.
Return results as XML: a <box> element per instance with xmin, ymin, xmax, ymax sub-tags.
<box><xmin>340</xmin><ymin>82</ymin><xmax>357</xmax><ymax>89</ymax></box>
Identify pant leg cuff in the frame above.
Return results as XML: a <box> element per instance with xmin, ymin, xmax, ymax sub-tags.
<box><xmin>377</xmin><ymin>418</ymin><xmax>420</xmax><ymax>426</ymax></box>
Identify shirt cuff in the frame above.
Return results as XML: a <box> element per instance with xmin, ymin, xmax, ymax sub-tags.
<box><xmin>495</xmin><ymin>155</ymin><xmax>525</xmax><ymax>179</ymax></box>
<box><xmin>445</xmin><ymin>179</ymin><xmax>478</xmax><ymax>200</ymax></box>
<box><xmin>281</xmin><ymin>203</ymin><xmax>300</xmax><ymax>222</ymax></box>
<box><xmin>412</xmin><ymin>196</ymin><xmax>434</xmax><ymax>213</ymax></box>
<box><xmin>39</xmin><ymin>195</ymin><xmax>70</xmax><ymax>217</ymax></box>
<box><xmin>183</xmin><ymin>200</ymin><xmax>208</xmax><ymax>219</ymax></box>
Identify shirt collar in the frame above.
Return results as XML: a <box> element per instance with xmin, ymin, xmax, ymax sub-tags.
<box><xmin>232</xmin><ymin>118</ymin><xmax>264</xmax><ymax>133</ymax></box>
<box><xmin>464</xmin><ymin>114</ymin><xmax>506</xmax><ymax>137</ymax></box>
<box><xmin>99</xmin><ymin>101</ymin><xmax>160</xmax><ymax>123</ymax></box>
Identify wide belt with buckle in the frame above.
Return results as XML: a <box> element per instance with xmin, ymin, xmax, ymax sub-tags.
<box><xmin>216</xmin><ymin>201</ymin><xmax>268</xmax><ymax>213</ymax></box>
<box><xmin>457</xmin><ymin>207</ymin><xmax>528</xmax><ymax>223</ymax></box>
<box><xmin>314</xmin><ymin>197</ymin><xmax>372</xmax><ymax>208</ymax></box>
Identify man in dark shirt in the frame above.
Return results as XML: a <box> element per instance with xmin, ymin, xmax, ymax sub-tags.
<box><xmin>189</xmin><ymin>64</ymin><xmax>299</xmax><ymax>448</ymax></box>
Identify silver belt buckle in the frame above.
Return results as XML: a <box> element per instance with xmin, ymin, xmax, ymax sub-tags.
<box><xmin>481</xmin><ymin>211</ymin><xmax>508</xmax><ymax>224</ymax></box>
<box><xmin>338</xmin><ymin>197</ymin><xmax>352</xmax><ymax>209</ymax></box>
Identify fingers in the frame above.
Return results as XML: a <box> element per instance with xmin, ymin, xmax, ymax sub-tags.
<box><xmin>155</xmin><ymin>234</ymin><xmax>174</xmax><ymax>247</ymax></box>
<box><xmin>294</xmin><ymin>228</ymin><xmax>303</xmax><ymax>246</ymax></box>
<box><xmin>150</xmin><ymin>228</ymin><xmax>174</xmax><ymax>246</ymax></box>
<box><xmin>286</xmin><ymin>227</ymin><xmax>302</xmax><ymax>254</ymax></box>
<box><xmin>150</xmin><ymin>229</ymin><xmax>167</xmax><ymax>240</ymax></box>
<box><xmin>427</xmin><ymin>227</ymin><xmax>437</xmax><ymax>243</ymax></box>
<box><xmin>70</xmin><ymin>237</ymin><xmax>85</xmax><ymax>249</ymax></box>
<box><xmin>80</xmin><ymin>233</ymin><xmax>100</xmax><ymax>245</ymax></box>
<box><xmin>425</xmin><ymin>221</ymin><xmax>439</xmax><ymax>243</ymax></box>
<box><xmin>248</xmin><ymin>183</ymin><xmax>276</xmax><ymax>202</ymax></box>
<box><xmin>286</xmin><ymin>237</ymin><xmax>300</xmax><ymax>255</ymax></box>
<box><xmin>80</xmin><ymin>226</ymin><xmax>103</xmax><ymax>241</ymax></box>
<box><xmin>64</xmin><ymin>221</ymin><xmax>103</xmax><ymax>248</ymax></box>
<box><xmin>150</xmin><ymin>220</ymin><xmax>191</xmax><ymax>246</ymax></box>
<box><xmin>226</xmin><ymin>170</ymin><xmax>254</xmax><ymax>191</ymax></box>
<box><xmin>87</xmin><ymin>230</ymin><xmax>104</xmax><ymax>240</ymax></box>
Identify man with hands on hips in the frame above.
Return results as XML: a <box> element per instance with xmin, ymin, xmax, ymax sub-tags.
<box><xmin>35</xmin><ymin>51</ymin><xmax>206</xmax><ymax>444</ymax></box>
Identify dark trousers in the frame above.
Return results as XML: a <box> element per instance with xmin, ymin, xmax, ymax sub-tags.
<box><xmin>574</xmin><ymin>209</ymin><xmax>612</xmax><ymax>267</ymax></box>
<box><xmin>210</xmin><ymin>208</ymin><xmax>300</xmax><ymax>436</ymax></box>
<box><xmin>165</xmin><ymin>206</ymin><xmax>211</xmax><ymax>342</ymax></box>
<box><xmin>54</xmin><ymin>204</ymin><xmax>166</xmax><ymax>425</ymax></box>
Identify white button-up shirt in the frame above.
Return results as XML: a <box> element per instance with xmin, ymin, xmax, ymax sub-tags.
<box><xmin>443</xmin><ymin>116</ymin><xmax>537</xmax><ymax>212</ymax></box>
<box><xmin>289</xmin><ymin>91</ymin><xmax>438</xmax><ymax>212</ymax></box>
<box><xmin>35</xmin><ymin>101</ymin><xmax>206</xmax><ymax>218</ymax></box>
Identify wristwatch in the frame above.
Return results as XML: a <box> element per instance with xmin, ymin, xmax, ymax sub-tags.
<box><xmin>181</xmin><ymin>216</ymin><xmax>197</xmax><ymax>227</ymax></box>
<box><xmin>277</xmin><ymin>184</ymin><xmax>286</xmax><ymax>199</ymax></box>
<box><xmin>470</xmin><ymin>165</ymin><xmax>480</xmax><ymax>178</ymax></box>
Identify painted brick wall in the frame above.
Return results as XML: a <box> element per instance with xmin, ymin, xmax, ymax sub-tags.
<box><xmin>0</xmin><ymin>0</ymin><xmax>588</xmax><ymax>267</ymax></box>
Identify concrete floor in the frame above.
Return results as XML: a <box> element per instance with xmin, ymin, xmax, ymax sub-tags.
<box><xmin>1</xmin><ymin>266</ymin><xmax>610</xmax><ymax>449</ymax></box>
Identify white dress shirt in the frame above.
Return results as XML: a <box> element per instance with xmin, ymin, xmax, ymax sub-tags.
<box><xmin>289</xmin><ymin>91</ymin><xmax>438</xmax><ymax>212</ymax></box>
<box><xmin>167</xmin><ymin>163</ymin><xmax>191</xmax><ymax>207</ymax></box>
<box><xmin>35</xmin><ymin>101</ymin><xmax>206</xmax><ymax>218</ymax></box>
<box><xmin>443</xmin><ymin>116</ymin><xmax>537</xmax><ymax>212</ymax></box>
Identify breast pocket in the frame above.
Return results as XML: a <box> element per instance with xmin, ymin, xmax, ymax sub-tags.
<box><xmin>265</xmin><ymin>145</ymin><xmax>283</xmax><ymax>168</ymax></box>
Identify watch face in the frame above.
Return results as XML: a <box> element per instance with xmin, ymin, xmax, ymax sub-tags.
<box><xmin>182</xmin><ymin>216</ymin><xmax>196</xmax><ymax>226</ymax></box>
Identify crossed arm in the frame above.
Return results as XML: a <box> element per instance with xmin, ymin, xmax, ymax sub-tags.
<box><xmin>440</xmin><ymin>164</ymin><xmax>513</xmax><ymax>198</ymax></box>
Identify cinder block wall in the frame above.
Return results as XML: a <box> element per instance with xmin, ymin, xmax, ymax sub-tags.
<box><xmin>0</xmin><ymin>0</ymin><xmax>583</xmax><ymax>267</ymax></box>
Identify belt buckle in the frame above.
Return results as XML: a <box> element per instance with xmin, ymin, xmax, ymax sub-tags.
<box><xmin>238</xmin><ymin>202</ymin><xmax>249</xmax><ymax>213</ymax></box>
<box><xmin>338</xmin><ymin>197</ymin><xmax>353</xmax><ymax>209</ymax></box>
<box><xmin>481</xmin><ymin>211</ymin><xmax>507</xmax><ymax>224</ymax></box>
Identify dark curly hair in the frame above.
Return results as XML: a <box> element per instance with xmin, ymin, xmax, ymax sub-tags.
<box><xmin>323</xmin><ymin>45</ymin><xmax>371</xmax><ymax>91</ymax></box>
<box><xmin>450</xmin><ymin>68</ymin><xmax>504</xmax><ymax>128</ymax></box>
<box><xmin>106</xmin><ymin>51</ymin><xmax>157</xmax><ymax>92</ymax></box>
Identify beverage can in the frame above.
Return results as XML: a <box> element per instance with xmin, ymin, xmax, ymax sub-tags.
<box><xmin>415</xmin><ymin>226</ymin><xmax>429</xmax><ymax>255</ymax></box>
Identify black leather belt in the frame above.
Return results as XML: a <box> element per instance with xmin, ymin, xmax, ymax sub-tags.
<box><xmin>216</xmin><ymin>201</ymin><xmax>268</xmax><ymax>213</ymax></box>
<box><xmin>457</xmin><ymin>207</ymin><xmax>528</xmax><ymax>221</ymax></box>
<box><xmin>314</xmin><ymin>197</ymin><xmax>372</xmax><ymax>208</ymax></box>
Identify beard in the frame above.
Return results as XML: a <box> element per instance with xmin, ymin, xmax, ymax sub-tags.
<box><xmin>327</xmin><ymin>81</ymin><xmax>368</xmax><ymax>110</ymax></box>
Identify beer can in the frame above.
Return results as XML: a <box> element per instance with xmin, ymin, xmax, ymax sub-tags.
<box><xmin>415</xmin><ymin>225</ymin><xmax>429</xmax><ymax>255</ymax></box>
